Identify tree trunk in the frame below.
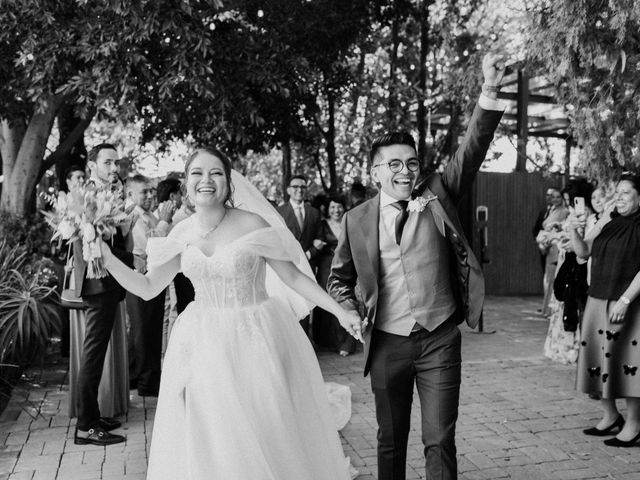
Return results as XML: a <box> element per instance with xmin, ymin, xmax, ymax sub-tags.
<box><xmin>416</xmin><ymin>0</ymin><xmax>430</xmax><ymax>163</ymax></box>
<box><xmin>387</xmin><ymin>10</ymin><xmax>400</xmax><ymax>127</ymax></box>
<box><xmin>53</xmin><ymin>104</ymin><xmax>90</xmax><ymax>189</ymax></box>
<box><xmin>0</xmin><ymin>118</ymin><xmax>26</xmax><ymax>201</ymax></box>
<box><xmin>325</xmin><ymin>88</ymin><xmax>338</xmax><ymax>193</ymax></box>
<box><xmin>281</xmin><ymin>137</ymin><xmax>292</xmax><ymax>202</ymax></box>
<box><xmin>0</xmin><ymin>95</ymin><xmax>64</xmax><ymax>215</ymax></box>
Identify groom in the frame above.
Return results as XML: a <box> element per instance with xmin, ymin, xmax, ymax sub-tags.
<box><xmin>328</xmin><ymin>53</ymin><xmax>506</xmax><ymax>479</ymax></box>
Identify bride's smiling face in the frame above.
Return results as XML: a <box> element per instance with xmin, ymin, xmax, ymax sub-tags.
<box><xmin>186</xmin><ymin>152</ymin><xmax>230</xmax><ymax>208</ymax></box>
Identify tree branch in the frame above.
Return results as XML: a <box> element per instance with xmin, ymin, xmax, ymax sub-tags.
<box><xmin>312</xmin><ymin>148</ymin><xmax>329</xmax><ymax>192</ymax></box>
<box><xmin>39</xmin><ymin>107</ymin><xmax>96</xmax><ymax>178</ymax></box>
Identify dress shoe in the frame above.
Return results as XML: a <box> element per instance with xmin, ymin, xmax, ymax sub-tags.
<box><xmin>604</xmin><ymin>430</ymin><xmax>640</xmax><ymax>447</ymax></box>
<box><xmin>583</xmin><ymin>414</ymin><xmax>625</xmax><ymax>436</ymax></box>
<box><xmin>98</xmin><ymin>417</ymin><xmax>121</xmax><ymax>431</ymax></box>
<box><xmin>74</xmin><ymin>426</ymin><xmax>125</xmax><ymax>446</ymax></box>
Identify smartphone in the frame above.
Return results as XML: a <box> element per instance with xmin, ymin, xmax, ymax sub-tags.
<box><xmin>574</xmin><ymin>197</ymin><xmax>586</xmax><ymax>215</ymax></box>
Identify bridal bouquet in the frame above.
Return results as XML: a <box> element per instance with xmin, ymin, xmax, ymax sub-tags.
<box><xmin>44</xmin><ymin>184</ymin><xmax>129</xmax><ymax>278</ymax></box>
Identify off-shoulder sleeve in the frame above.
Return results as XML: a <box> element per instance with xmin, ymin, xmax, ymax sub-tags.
<box><xmin>242</xmin><ymin>227</ymin><xmax>308</xmax><ymax>264</ymax></box>
<box><xmin>241</xmin><ymin>226</ymin><xmax>315</xmax><ymax>320</ymax></box>
<box><xmin>146</xmin><ymin>237</ymin><xmax>185</xmax><ymax>270</ymax></box>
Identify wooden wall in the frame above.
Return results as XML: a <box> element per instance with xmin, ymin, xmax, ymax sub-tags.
<box><xmin>467</xmin><ymin>171</ymin><xmax>565</xmax><ymax>296</ymax></box>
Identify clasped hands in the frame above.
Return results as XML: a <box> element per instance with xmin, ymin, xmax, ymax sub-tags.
<box><xmin>337</xmin><ymin>309</ymin><xmax>367</xmax><ymax>344</ymax></box>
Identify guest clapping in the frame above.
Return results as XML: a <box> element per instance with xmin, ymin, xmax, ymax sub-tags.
<box><xmin>573</xmin><ymin>175</ymin><xmax>640</xmax><ymax>447</ymax></box>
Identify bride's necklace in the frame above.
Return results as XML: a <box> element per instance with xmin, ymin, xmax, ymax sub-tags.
<box><xmin>196</xmin><ymin>210</ymin><xmax>227</xmax><ymax>239</ymax></box>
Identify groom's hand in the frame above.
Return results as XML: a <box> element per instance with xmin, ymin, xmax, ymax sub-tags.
<box><xmin>482</xmin><ymin>52</ymin><xmax>508</xmax><ymax>90</ymax></box>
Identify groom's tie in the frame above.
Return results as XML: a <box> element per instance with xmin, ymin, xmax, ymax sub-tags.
<box><xmin>392</xmin><ymin>200</ymin><xmax>409</xmax><ymax>245</ymax></box>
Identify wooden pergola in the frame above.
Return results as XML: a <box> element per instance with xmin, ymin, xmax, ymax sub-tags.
<box><xmin>498</xmin><ymin>69</ymin><xmax>572</xmax><ymax>173</ymax></box>
<box><xmin>423</xmin><ymin>67</ymin><xmax>572</xmax><ymax>176</ymax></box>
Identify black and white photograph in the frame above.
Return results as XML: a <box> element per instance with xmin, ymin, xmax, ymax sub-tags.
<box><xmin>1</xmin><ymin>1</ymin><xmax>640</xmax><ymax>479</ymax></box>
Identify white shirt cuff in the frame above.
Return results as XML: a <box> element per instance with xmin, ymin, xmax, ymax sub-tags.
<box><xmin>478</xmin><ymin>93</ymin><xmax>506</xmax><ymax>111</ymax></box>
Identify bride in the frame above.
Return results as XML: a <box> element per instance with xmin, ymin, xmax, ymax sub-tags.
<box><xmin>99</xmin><ymin>147</ymin><xmax>363</xmax><ymax>480</ymax></box>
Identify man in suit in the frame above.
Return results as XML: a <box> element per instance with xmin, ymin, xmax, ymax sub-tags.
<box><xmin>125</xmin><ymin>175</ymin><xmax>174</xmax><ymax>397</ymax></box>
<box><xmin>328</xmin><ymin>53</ymin><xmax>506</xmax><ymax>479</ymax></box>
<box><xmin>73</xmin><ymin>144</ymin><xmax>139</xmax><ymax>446</ymax></box>
<box><xmin>278</xmin><ymin>175</ymin><xmax>323</xmax><ymax>335</ymax></box>
<box><xmin>278</xmin><ymin>175</ymin><xmax>323</xmax><ymax>263</ymax></box>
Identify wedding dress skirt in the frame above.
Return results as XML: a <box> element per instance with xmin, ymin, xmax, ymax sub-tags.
<box><xmin>145</xmin><ymin>227</ymin><xmax>350</xmax><ymax>480</ymax></box>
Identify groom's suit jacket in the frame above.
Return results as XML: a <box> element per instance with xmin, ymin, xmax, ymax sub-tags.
<box><xmin>328</xmin><ymin>103</ymin><xmax>503</xmax><ymax>375</ymax></box>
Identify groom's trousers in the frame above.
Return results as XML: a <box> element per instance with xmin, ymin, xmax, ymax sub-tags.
<box><xmin>369</xmin><ymin>318</ymin><xmax>461</xmax><ymax>480</ymax></box>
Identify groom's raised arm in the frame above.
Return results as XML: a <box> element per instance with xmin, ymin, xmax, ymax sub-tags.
<box><xmin>440</xmin><ymin>53</ymin><xmax>507</xmax><ymax>202</ymax></box>
<box><xmin>327</xmin><ymin>214</ymin><xmax>359</xmax><ymax>311</ymax></box>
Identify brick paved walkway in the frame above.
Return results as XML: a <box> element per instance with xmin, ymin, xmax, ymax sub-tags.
<box><xmin>1</xmin><ymin>296</ymin><xmax>639</xmax><ymax>480</ymax></box>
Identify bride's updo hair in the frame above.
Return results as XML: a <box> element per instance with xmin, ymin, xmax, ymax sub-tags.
<box><xmin>184</xmin><ymin>146</ymin><xmax>235</xmax><ymax>207</ymax></box>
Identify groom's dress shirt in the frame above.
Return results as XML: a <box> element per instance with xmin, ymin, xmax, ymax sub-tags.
<box><xmin>375</xmin><ymin>192</ymin><xmax>456</xmax><ymax>336</ymax></box>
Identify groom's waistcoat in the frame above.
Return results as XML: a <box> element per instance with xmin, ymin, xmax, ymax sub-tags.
<box><xmin>376</xmin><ymin>203</ymin><xmax>456</xmax><ymax>335</ymax></box>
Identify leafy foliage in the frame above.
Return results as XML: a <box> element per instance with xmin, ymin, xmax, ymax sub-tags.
<box><xmin>0</xmin><ymin>211</ymin><xmax>53</xmax><ymax>259</ymax></box>
<box><xmin>0</xmin><ymin>270</ymin><xmax>60</xmax><ymax>368</ymax></box>
<box><xmin>0</xmin><ymin>240</ymin><xmax>29</xmax><ymax>285</ymax></box>
<box><xmin>0</xmin><ymin>223</ymin><xmax>60</xmax><ymax>371</ymax></box>
<box><xmin>524</xmin><ymin>0</ymin><xmax>640</xmax><ymax>179</ymax></box>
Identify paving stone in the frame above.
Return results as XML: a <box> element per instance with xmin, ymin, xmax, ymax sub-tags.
<box><xmin>5</xmin><ymin>296</ymin><xmax>640</xmax><ymax>479</ymax></box>
<box><xmin>6</xmin><ymin>472</ymin><xmax>34</xmax><ymax>480</ymax></box>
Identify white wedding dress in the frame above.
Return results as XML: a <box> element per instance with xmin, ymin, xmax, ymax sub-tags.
<box><xmin>144</xmin><ymin>222</ymin><xmax>351</xmax><ymax>480</ymax></box>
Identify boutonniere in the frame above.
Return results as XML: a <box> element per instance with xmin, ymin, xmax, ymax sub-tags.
<box><xmin>407</xmin><ymin>195</ymin><xmax>438</xmax><ymax>213</ymax></box>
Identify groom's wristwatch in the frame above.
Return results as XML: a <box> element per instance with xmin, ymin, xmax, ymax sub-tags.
<box><xmin>481</xmin><ymin>83</ymin><xmax>501</xmax><ymax>98</ymax></box>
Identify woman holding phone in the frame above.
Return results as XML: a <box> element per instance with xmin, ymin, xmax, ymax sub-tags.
<box><xmin>543</xmin><ymin>182</ymin><xmax>592</xmax><ymax>364</ymax></box>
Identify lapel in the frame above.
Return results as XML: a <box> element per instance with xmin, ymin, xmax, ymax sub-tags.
<box><xmin>423</xmin><ymin>187</ymin><xmax>453</xmax><ymax>236</ymax></box>
<box><xmin>398</xmin><ymin>188</ymin><xmax>446</xmax><ymax>249</ymax></box>
<box><xmin>356</xmin><ymin>194</ymin><xmax>380</xmax><ymax>279</ymax></box>
<box><xmin>284</xmin><ymin>203</ymin><xmax>302</xmax><ymax>238</ymax></box>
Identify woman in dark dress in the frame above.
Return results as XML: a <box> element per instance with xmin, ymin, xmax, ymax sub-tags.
<box><xmin>572</xmin><ymin>174</ymin><xmax>640</xmax><ymax>447</ymax></box>
<box><xmin>312</xmin><ymin>195</ymin><xmax>357</xmax><ymax>356</ymax></box>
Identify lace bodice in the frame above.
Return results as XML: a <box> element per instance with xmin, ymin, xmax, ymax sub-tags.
<box><xmin>182</xmin><ymin>243</ymin><xmax>269</xmax><ymax>309</ymax></box>
<box><xmin>146</xmin><ymin>226</ymin><xmax>315</xmax><ymax>317</ymax></box>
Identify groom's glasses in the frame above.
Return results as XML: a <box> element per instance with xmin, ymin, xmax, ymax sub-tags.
<box><xmin>373</xmin><ymin>159</ymin><xmax>420</xmax><ymax>173</ymax></box>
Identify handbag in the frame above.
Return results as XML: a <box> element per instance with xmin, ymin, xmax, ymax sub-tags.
<box><xmin>553</xmin><ymin>252</ymin><xmax>588</xmax><ymax>332</ymax></box>
<box><xmin>60</xmin><ymin>243</ymin><xmax>86</xmax><ymax>310</ymax></box>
